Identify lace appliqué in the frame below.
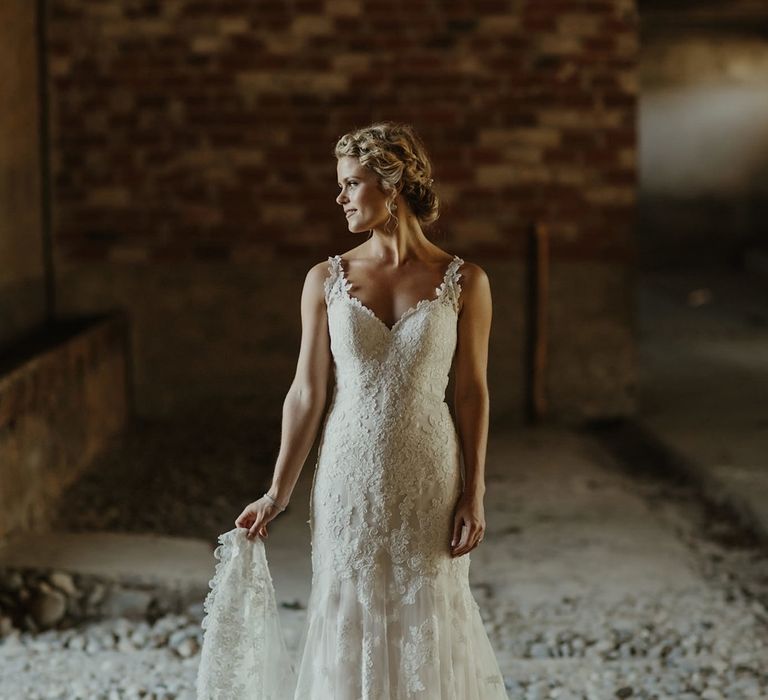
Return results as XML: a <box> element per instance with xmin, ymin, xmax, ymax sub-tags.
<box><xmin>404</xmin><ymin>615</ymin><xmax>440</xmax><ymax>695</ymax></box>
<box><xmin>315</xmin><ymin>254</ymin><xmax>468</xmax><ymax>609</ymax></box>
<box><xmin>196</xmin><ymin>529</ymin><xmax>295</xmax><ymax>699</ymax></box>
<box><xmin>198</xmin><ymin>252</ymin><xmax>508</xmax><ymax>699</ymax></box>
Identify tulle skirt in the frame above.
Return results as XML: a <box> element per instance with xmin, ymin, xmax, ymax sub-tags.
<box><xmin>196</xmin><ymin>529</ymin><xmax>508</xmax><ymax>699</ymax></box>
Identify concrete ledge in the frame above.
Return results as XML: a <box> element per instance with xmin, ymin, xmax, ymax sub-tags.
<box><xmin>0</xmin><ymin>531</ymin><xmax>215</xmax><ymax>630</ymax></box>
<box><xmin>0</xmin><ymin>532</ymin><xmax>214</xmax><ymax>591</ymax></box>
<box><xmin>0</xmin><ymin>313</ymin><xmax>131</xmax><ymax>540</ymax></box>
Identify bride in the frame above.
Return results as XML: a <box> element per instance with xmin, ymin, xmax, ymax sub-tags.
<box><xmin>197</xmin><ymin>121</ymin><xmax>508</xmax><ymax>699</ymax></box>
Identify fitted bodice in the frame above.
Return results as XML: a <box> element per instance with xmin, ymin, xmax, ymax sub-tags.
<box><xmin>323</xmin><ymin>254</ymin><xmax>465</xmax><ymax>420</ymax></box>
<box><xmin>315</xmin><ymin>252</ymin><xmax>470</xmax><ymax>598</ymax></box>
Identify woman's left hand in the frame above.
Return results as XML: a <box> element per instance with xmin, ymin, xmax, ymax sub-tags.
<box><xmin>450</xmin><ymin>493</ymin><xmax>486</xmax><ymax>557</ymax></box>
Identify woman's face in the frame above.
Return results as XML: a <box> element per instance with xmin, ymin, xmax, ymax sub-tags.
<box><xmin>336</xmin><ymin>156</ymin><xmax>393</xmax><ymax>233</ymax></box>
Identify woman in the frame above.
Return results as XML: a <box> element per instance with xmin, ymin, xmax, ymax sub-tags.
<box><xmin>197</xmin><ymin>122</ymin><xmax>508</xmax><ymax>699</ymax></box>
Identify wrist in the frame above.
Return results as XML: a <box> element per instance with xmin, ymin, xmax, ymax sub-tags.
<box><xmin>264</xmin><ymin>490</ymin><xmax>289</xmax><ymax>511</ymax></box>
<box><xmin>462</xmin><ymin>484</ymin><xmax>486</xmax><ymax>501</ymax></box>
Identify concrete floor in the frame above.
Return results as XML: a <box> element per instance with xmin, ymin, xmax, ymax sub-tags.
<box><xmin>635</xmin><ymin>265</ymin><xmax>768</xmax><ymax>538</ymax></box>
<box><xmin>3</xmin><ymin>422</ymin><xmax>768</xmax><ymax>697</ymax></box>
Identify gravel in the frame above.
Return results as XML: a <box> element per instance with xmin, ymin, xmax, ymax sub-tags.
<box><xmin>1</xmin><ymin>421</ymin><xmax>767</xmax><ymax>699</ymax></box>
<box><xmin>2</xmin><ymin>582</ymin><xmax>766</xmax><ymax>699</ymax></box>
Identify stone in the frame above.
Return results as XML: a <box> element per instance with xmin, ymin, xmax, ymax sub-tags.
<box><xmin>1</xmin><ymin>570</ymin><xmax>24</xmax><ymax>591</ymax></box>
<box><xmin>85</xmin><ymin>636</ymin><xmax>103</xmax><ymax>653</ymax></box>
<box><xmin>116</xmin><ymin>636</ymin><xmax>136</xmax><ymax>652</ymax></box>
<box><xmin>174</xmin><ymin>637</ymin><xmax>199</xmax><ymax>658</ymax></box>
<box><xmin>0</xmin><ymin>615</ymin><xmax>16</xmax><ymax>636</ymax></box>
<box><xmin>701</xmin><ymin>691</ymin><xmax>723</xmax><ymax>700</ymax></box>
<box><xmin>129</xmin><ymin>626</ymin><xmax>149</xmax><ymax>648</ymax></box>
<box><xmin>87</xmin><ymin>583</ymin><xmax>107</xmax><ymax>607</ymax></box>
<box><xmin>101</xmin><ymin>588</ymin><xmax>153</xmax><ymax>619</ymax></box>
<box><xmin>48</xmin><ymin>571</ymin><xmax>78</xmax><ymax>597</ymax></box>
<box><xmin>28</xmin><ymin>588</ymin><xmax>67</xmax><ymax>628</ymax></box>
<box><xmin>66</xmin><ymin>634</ymin><xmax>86</xmax><ymax>650</ymax></box>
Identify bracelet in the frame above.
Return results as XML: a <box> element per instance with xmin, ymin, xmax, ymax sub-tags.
<box><xmin>263</xmin><ymin>492</ymin><xmax>288</xmax><ymax>512</ymax></box>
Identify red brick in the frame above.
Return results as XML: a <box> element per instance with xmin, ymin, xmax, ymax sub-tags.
<box><xmin>45</xmin><ymin>0</ymin><xmax>637</xmax><ymax>266</ymax></box>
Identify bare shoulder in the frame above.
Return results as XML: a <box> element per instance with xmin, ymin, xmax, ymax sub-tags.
<box><xmin>456</xmin><ymin>260</ymin><xmax>491</xmax><ymax>311</ymax></box>
<box><xmin>459</xmin><ymin>262</ymin><xmax>490</xmax><ymax>293</ymax></box>
<box><xmin>457</xmin><ymin>259</ymin><xmax>488</xmax><ymax>285</ymax></box>
<box><xmin>302</xmin><ymin>257</ymin><xmax>335</xmax><ymax>303</ymax></box>
<box><xmin>307</xmin><ymin>257</ymin><xmax>334</xmax><ymax>279</ymax></box>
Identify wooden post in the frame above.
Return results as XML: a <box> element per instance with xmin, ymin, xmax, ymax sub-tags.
<box><xmin>524</xmin><ymin>222</ymin><xmax>549</xmax><ymax>423</ymax></box>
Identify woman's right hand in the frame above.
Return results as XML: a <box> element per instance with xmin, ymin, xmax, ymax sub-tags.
<box><xmin>235</xmin><ymin>496</ymin><xmax>285</xmax><ymax>540</ymax></box>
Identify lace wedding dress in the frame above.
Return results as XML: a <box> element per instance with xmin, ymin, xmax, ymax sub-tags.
<box><xmin>196</xmin><ymin>254</ymin><xmax>509</xmax><ymax>699</ymax></box>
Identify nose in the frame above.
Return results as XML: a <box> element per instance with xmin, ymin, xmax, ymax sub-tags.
<box><xmin>336</xmin><ymin>190</ymin><xmax>347</xmax><ymax>205</ymax></box>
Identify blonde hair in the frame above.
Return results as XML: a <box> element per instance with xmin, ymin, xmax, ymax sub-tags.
<box><xmin>334</xmin><ymin>121</ymin><xmax>440</xmax><ymax>226</ymax></box>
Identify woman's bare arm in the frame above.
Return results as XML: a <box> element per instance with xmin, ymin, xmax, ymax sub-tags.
<box><xmin>268</xmin><ymin>260</ymin><xmax>334</xmax><ymax>505</ymax></box>
<box><xmin>236</xmin><ymin>260</ymin><xmax>332</xmax><ymax>538</ymax></box>
<box><xmin>450</xmin><ymin>262</ymin><xmax>493</xmax><ymax>556</ymax></box>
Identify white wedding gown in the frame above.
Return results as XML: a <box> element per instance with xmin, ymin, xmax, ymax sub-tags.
<box><xmin>196</xmin><ymin>254</ymin><xmax>509</xmax><ymax>699</ymax></box>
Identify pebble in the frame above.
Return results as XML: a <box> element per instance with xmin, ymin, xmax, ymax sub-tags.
<box><xmin>0</xmin><ymin>430</ymin><xmax>766</xmax><ymax>698</ymax></box>
<box><xmin>175</xmin><ymin>638</ymin><xmax>199</xmax><ymax>658</ymax></box>
<box><xmin>48</xmin><ymin>572</ymin><xmax>78</xmax><ymax>597</ymax></box>
<box><xmin>29</xmin><ymin>588</ymin><xmax>67</xmax><ymax>628</ymax></box>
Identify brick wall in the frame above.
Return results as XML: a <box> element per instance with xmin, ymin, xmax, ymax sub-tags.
<box><xmin>47</xmin><ymin>0</ymin><xmax>638</xmax><ymax>423</ymax></box>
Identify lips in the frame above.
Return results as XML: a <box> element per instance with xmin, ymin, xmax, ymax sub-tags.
<box><xmin>345</xmin><ymin>209</ymin><xmax>357</xmax><ymax>217</ymax></box>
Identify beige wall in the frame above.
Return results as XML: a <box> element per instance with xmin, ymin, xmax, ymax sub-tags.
<box><xmin>55</xmin><ymin>257</ymin><xmax>633</xmax><ymax>426</ymax></box>
<box><xmin>0</xmin><ymin>1</ymin><xmax>46</xmax><ymax>346</ymax></box>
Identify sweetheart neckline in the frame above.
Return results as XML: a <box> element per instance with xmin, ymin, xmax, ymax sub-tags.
<box><xmin>334</xmin><ymin>254</ymin><xmax>460</xmax><ymax>334</ymax></box>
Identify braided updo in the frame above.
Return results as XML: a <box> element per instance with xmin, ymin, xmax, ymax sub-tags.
<box><xmin>334</xmin><ymin>121</ymin><xmax>440</xmax><ymax>226</ymax></box>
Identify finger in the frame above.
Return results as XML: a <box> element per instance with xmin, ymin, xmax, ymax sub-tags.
<box><xmin>236</xmin><ymin>510</ymin><xmax>253</xmax><ymax>528</ymax></box>
<box><xmin>468</xmin><ymin>528</ymin><xmax>485</xmax><ymax>552</ymax></box>
<box><xmin>451</xmin><ymin>524</ymin><xmax>471</xmax><ymax>555</ymax></box>
<box><xmin>453</xmin><ymin>526</ymin><xmax>479</xmax><ymax>557</ymax></box>
<box><xmin>450</xmin><ymin>519</ymin><xmax>465</xmax><ymax>548</ymax></box>
<box><xmin>248</xmin><ymin>518</ymin><xmax>262</xmax><ymax>539</ymax></box>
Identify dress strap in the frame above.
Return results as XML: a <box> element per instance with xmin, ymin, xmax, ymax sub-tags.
<box><xmin>442</xmin><ymin>255</ymin><xmax>465</xmax><ymax>310</ymax></box>
<box><xmin>324</xmin><ymin>255</ymin><xmax>343</xmax><ymax>305</ymax></box>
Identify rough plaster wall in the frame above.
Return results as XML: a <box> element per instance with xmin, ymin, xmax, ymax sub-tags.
<box><xmin>0</xmin><ymin>1</ymin><xmax>46</xmax><ymax>346</ymax></box>
<box><xmin>55</xmin><ymin>258</ymin><xmax>633</xmax><ymax>425</ymax></box>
